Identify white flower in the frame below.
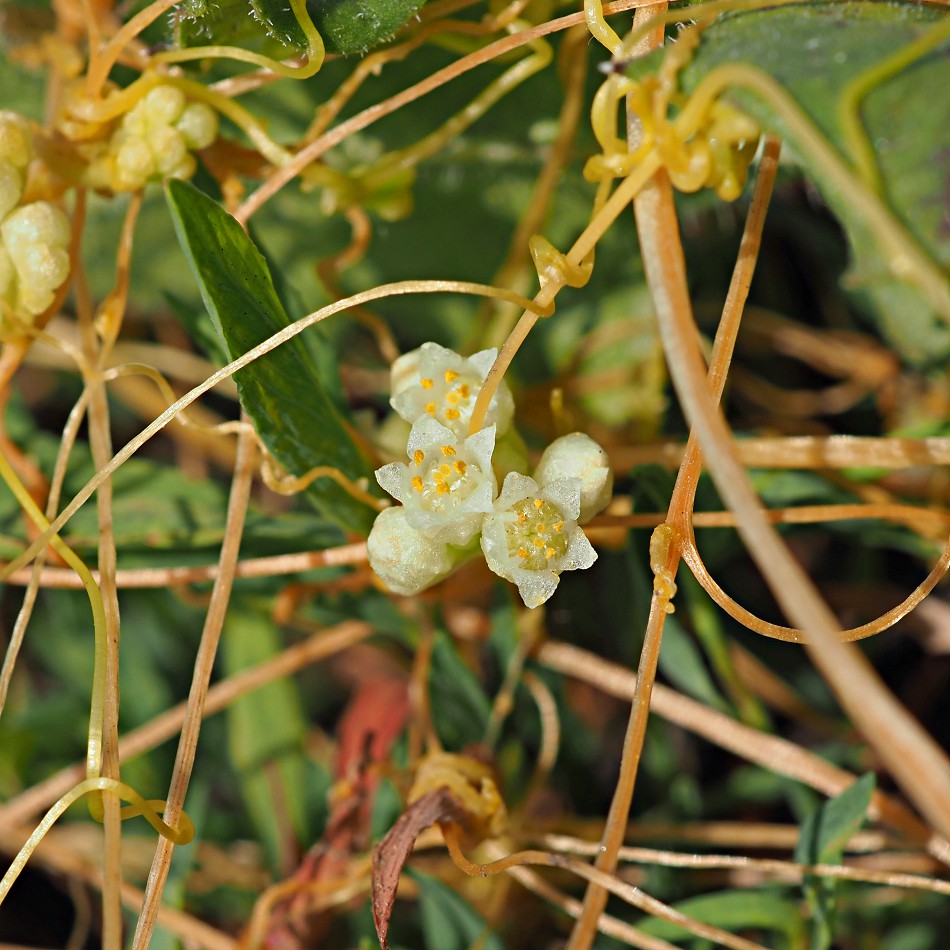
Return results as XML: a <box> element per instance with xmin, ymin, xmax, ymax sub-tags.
<box><xmin>367</xmin><ymin>506</ymin><xmax>456</xmax><ymax>596</ymax></box>
<box><xmin>374</xmin><ymin>416</ymin><xmax>497</xmax><ymax>546</ymax></box>
<box><xmin>390</xmin><ymin>342</ymin><xmax>514</xmax><ymax>438</ymax></box>
<box><xmin>533</xmin><ymin>432</ymin><xmax>613</xmax><ymax>524</ymax></box>
<box><xmin>480</xmin><ymin>472</ymin><xmax>597</xmax><ymax>608</ymax></box>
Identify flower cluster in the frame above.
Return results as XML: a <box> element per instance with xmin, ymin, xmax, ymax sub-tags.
<box><xmin>82</xmin><ymin>85</ymin><xmax>218</xmax><ymax>193</ymax></box>
<box><xmin>0</xmin><ymin>112</ymin><xmax>71</xmax><ymax>328</ymax></box>
<box><xmin>367</xmin><ymin>344</ymin><xmax>612</xmax><ymax>607</ymax></box>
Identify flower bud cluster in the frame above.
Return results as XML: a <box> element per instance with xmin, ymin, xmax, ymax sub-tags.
<box><xmin>83</xmin><ymin>85</ymin><xmax>218</xmax><ymax>193</ymax></box>
<box><xmin>367</xmin><ymin>343</ymin><xmax>613</xmax><ymax>607</ymax></box>
<box><xmin>0</xmin><ymin>112</ymin><xmax>71</xmax><ymax>326</ymax></box>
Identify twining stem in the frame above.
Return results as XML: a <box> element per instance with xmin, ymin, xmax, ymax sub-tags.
<box><xmin>569</xmin><ymin>135</ymin><xmax>781</xmax><ymax>950</ymax></box>
<box><xmin>0</xmin><ymin>280</ymin><xmax>555</xmax><ymax>582</ymax></box>
<box><xmin>639</xmin><ymin>107</ymin><xmax>950</xmax><ymax>851</ymax></box>
<box><xmin>234</xmin><ymin>0</ymin><xmax>662</xmax><ymax>224</ymax></box>
<box><xmin>132</xmin><ymin>420</ymin><xmax>258</xmax><ymax>949</ymax></box>
<box><xmin>74</xmin><ymin>194</ymin><xmax>126</xmax><ymax>949</ymax></box>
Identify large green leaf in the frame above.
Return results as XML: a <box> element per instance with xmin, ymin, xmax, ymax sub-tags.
<box><xmin>629</xmin><ymin>0</ymin><xmax>950</xmax><ymax>363</ymax></box>
<box><xmin>166</xmin><ymin>178</ymin><xmax>378</xmax><ymax>535</ymax></box>
<box><xmin>174</xmin><ymin>0</ymin><xmax>426</xmax><ymax>55</ymax></box>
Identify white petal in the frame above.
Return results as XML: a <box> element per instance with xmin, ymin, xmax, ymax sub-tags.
<box><xmin>541</xmin><ymin>477</ymin><xmax>582</xmax><ymax>522</ymax></box>
<box><xmin>467</xmin><ymin>347</ymin><xmax>498</xmax><ymax>378</ymax></box>
<box><xmin>406</xmin><ymin>416</ymin><xmax>454</xmax><ymax>455</ymax></box>
<box><xmin>390</xmin><ymin>347</ymin><xmax>421</xmax><ymax>396</ymax></box>
<box><xmin>464</xmin><ymin>423</ymin><xmax>496</xmax><ymax>471</ymax></box>
<box><xmin>564</xmin><ymin>528</ymin><xmax>597</xmax><ymax>570</ymax></box>
<box><xmin>514</xmin><ymin>570</ymin><xmax>559</xmax><ymax>609</ymax></box>
<box><xmin>496</xmin><ymin>472</ymin><xmax>537</xmax><ymax>510</ymax></box>
<box><xmin>375</xmin><ymin>462</ymin><xmax>407</xmax><ymax>502</ymax></box>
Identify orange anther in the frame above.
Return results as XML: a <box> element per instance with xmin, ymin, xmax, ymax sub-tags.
<box><xmin>413</xmin><ymin>449</ymin><xmax>424</xmax><ymax>465</ymax></box>
<box><xmin>420</xmin><ymin>377</ymin><xmax>433</xmax><ymax>389</ymax></box>
<box><xmin>440</xmin><ymin>445</ymin><xmax>456</xmax><ymax>456</ymax></box>
<box><xmin>412</xmin><ymin>476</ymin><xmax>424</xmax><ymax>493</ymax></box>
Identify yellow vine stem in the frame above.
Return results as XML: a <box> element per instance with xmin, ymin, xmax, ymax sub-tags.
<box><xmin>354</xmin><ymin>23</ymin><xmax>552</xmax><ymax>198</ymax></box>
<box><xmin>680</xmin><ymin>527</ymin><xmax>950</xmax><ymax>643</ymax></box>
<box><xmin>441</xmin><ymin>825</ymin><xmax>767</xmax><ymax>950</ymax></box>
<box><xmin>838</xmin><ymin>16</ymin><xmax>950</xmax><ymax>194</ymax></box>
<box><xmin>152</xmin><ymin>0</ymin><xmax>326</xmax><ymax>79</ymax></box>
<box><xmin>479</xmin><ymin>25</ymin><xmax>590</xmax><ymax>351</ymax></box>
<box><xmin>641</xmin><ymin>97</ymin><xmax>950</xmax><ymax>863</ymax></box>
<box><xmin>675</xmin><ymin>63</ymin><xmax>950</xmax><ymax>323</ymax></box>
<box><xmin>538</xmin><ymin>641</ymin><xmax>950</xmax><ymax>863</ymax></box>
<box><xmin>0</xmin><ymin>280</ymin><xmax>550</xmax><ymax>582</ymax></box>
<box><xmin>260</xmin><ymin>454</ymin><xmax>388</xmax><ymax>511</ymax></box>
<box><xmin>85</xmin><ymin>0</ymin><xmax>323</xmax><ymax>102</ymax></box>
<box><xmin>0</xmin><ymin>777</ymin><xmax>194</xmax><ymax>906</ymax></box>
<box><xmin>0</xmin><ymin>449</ymin><xmax>107</xmax><ymax>789</ymax></box>
<box><xmin>0</xmin><ymin>458</ymin><xmax>192</xmax><ymax>907</ymax></box>
<box><xmin>233</xmin><ymin>0</ymin><xmax>662</xmax><ymax>224</ymax></box>
<box><xmin>467</xmin><ymin>158</ymin><xmax>662</xmax><ymax>434</ymax></box>
<box><xmin>584</xmin><ymin>0</ymin><xmax>625</xmax><ymax>53</ymax></box>
<box><xmin>131</xmin><ymin>421</ymin><xmax>257</xmax><ymax>949</ymax></box>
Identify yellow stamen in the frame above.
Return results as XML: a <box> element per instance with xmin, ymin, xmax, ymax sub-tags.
<box><xmin>412</xmin><ymin>476</ymin><xmax>424</xmax><ymax>493</ymax></box>
<box><xmin>517</xmin><ymin>512</ymin><xmax>527</xmax><ymax>524</ymax></box>
<box><xmin>420</xmin><ymin>377</ymin><xmax>433</xmax><ymax>389</ymax></box>
<box><xmin>437</xmin><ymin>482</ymin><xmax>450</xmax><ymax>495</ymax></box>
<box><xmin>545</xmin><ymin>547</ymin><xmax>557</xmax><ymax>558</ymax></box>
<box><xmin>425</xmin><ymin>402</ymin><xmax>436</xmax><ymax>415</ymax></box>
<box><xmin>453</xmin><ymin>460</ymin><xmax>467</xmax><ymax>475</ymax></box>
<box><xmin>446</xmin><ymin>391</ymin><xmax>460</xmax><ymax>405</ymax></box>
<box><xmin>517</xmin><ymin>548</ymin><xmax>529</xmax><ymax>559</ymax></box>
<box><xmin>445</xmin><ymin>369</ymin><xmax>459</xmax><ymax>383</ymax></box>
<box><xmin>532</xmin><ymin>537</ymin><xmax>545</xmax><ymax>548</ymax></box>
<box><xmin>438</xmin><ymin>463</ymin><xmax>452</xmax><ymax>477</ymax></box>
<box><xmin>534</xmin><ymin>499</ymin><xmax>544</xmax><ymax>509</ymax></box>
<box><xmin>553</xmin><ymin>521</ymin><xmax>563</xmax><ymax>533</ymax></box>
<box><xmin>457</xmin><ymin>384</ymin><xmax>470</xmax><ymax>398</ymax></box>
<box><xmin>441</xmin><ymin>445</ymin><xmax>456</xmax><ymax>456</ymax></box>
<box><xmin>445</xmin><ymin>408</ymin><xmax>461</xmax><ymax>421</ymax></box>
<box><xmin>433</xmin><ymin>470</ymin><xmax>447</xmax><ymax>484</ymax></box>
<box><xmin>413</xmin><ymin>449</ymin><xmax>424</xmax><ymax>465</ymax></box>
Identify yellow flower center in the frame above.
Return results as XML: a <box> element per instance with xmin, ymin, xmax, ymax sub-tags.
<box><xmin>410</xmin><ymin>444</ymin><xmax>478</xmax><ymax>510</ymax></box>
<box><xmin>504</xmin><ymin>498</ymin><xmax>568</xmax><ymax>571</ymax></box>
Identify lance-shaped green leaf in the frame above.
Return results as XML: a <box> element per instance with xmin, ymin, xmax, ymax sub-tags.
<box><xmin>166</xmin><ymin>179</ymin><xmax>378</xmax><ymax>534</ymax></box>
<box><xmin>627</xmin><ymin>0</ymin><xmax>950</xmax><ymax>363</ymax></box>
<box><xmin>794</xmin><ymin>772</ymin><xmax>876</xmax><ymax>949</ymax></box>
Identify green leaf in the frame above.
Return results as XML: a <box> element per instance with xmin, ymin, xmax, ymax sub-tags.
<box><xmin>636</xmin><ymin>889</ymin><xmax>806</xmax><ymax>948</ymax></box>
<box><xmin>223</xmin><ymin>607</ymin><xmax>311</xmax><ymax>869</ymax></box>
<box><xmin>165</xmin><ymin>178</ymin><xmax>378</xmax><ymax>535</ymax></box>
<box><xmin>252</xmin><ymin>0</ymin><xmax>427</xmax><ymax>56</ymax></box>
<box><xmin>408</xmin><ymin>870</ymin><xmax>504</xmax><ymax>950</ymax></box>
<box><xmin>794</xmin><ymin>772</ymin><xmax>876</xmax><ymax>949</ymax></box>
<box><xmin>429</xmin><ymin>632</ymin><xmax>491</xmax><ymax>749</ymax></box>
<box><xmin>630</xmin><ymin>0</ymin><xmax>950</xmax><ymax>363</ymax></box>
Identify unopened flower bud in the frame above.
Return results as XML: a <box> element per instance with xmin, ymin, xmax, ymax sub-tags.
<box><xmin>367</xmin><ymin>506</ymin><xmax>456</xmax><ymax>596</ymax></box>
<box><xmin>533</xmin><ymin>432</ymin><xmax>612</xmax><ymax>524</ymax></box>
